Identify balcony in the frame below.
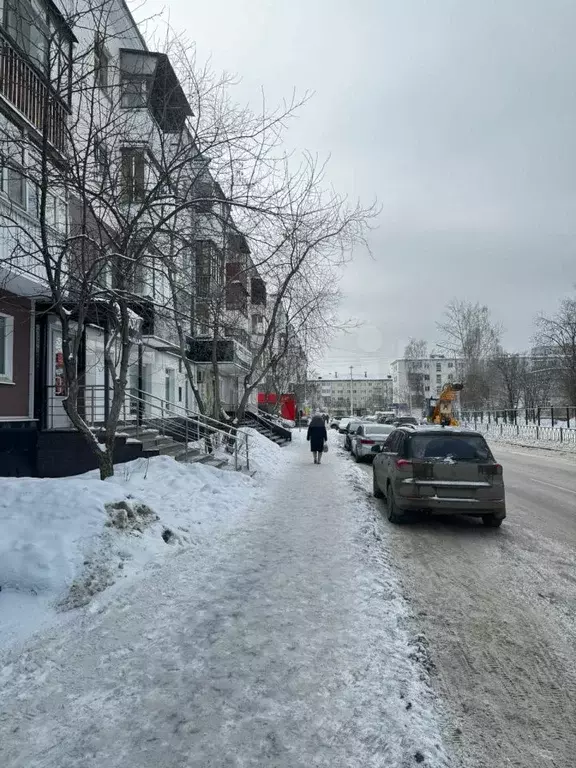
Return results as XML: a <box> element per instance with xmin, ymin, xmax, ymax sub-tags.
<box><xmin>120</xmin><ymin>49</ymin><xmax>193</xmax><ymax>133</ymax></box>
<box><xmin>187</xmin><ymin>336</ymin><xmax>252</xmax><ymax>374</ymax></box>
<box><xmin>0</xmin><ymin>25</ymin><xmax>71</xmax><ymax>154</ymax></box>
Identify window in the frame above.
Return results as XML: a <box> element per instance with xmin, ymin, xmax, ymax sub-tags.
<box><xmin>424</xmin><ymin>374</ymin><xmax>430</xmax><ymax>381</ymax></box>
<box><xmin>448</xmin><ymin>373</ymin><xmax>453</xmax><ymax>381</ymax></box>
<box><xmin>121</xmin><ymin>74</ymin><xmax>153</xmax><ymax>108</ymax></box>
<box><xmin>121</xmin><ymin>148</ymin><xmax>146</xmax><ymax>202</ymax></box>
<box><xmin>94</xmin><ymin>35</ymin><xmax>110</xmax><ymax>90</ymax></box>
<box><xmin>448</xmin><ymin>361</ymin><xmax>454</xmax><ymax>369</ymax></box>
<box><xmin>7</xmin><ymin>164</ymin><xmax>26</xmax><ymax>208</ymax></box>
<box><xmin>436</xmin><ymin>362</ymin><xmax>442</xmax><ymax>372</ymax></box>
<box><xmin>4</xmin><ymin>0</ymin><xmax>49</xmax><ymax>71</ymax></box>
<box><xmin>94</xmin><ymin>139</ymin><xmax>109</xmax><ymax>175</ymax></box>
<box><xmin>436</xmin><ymin>374</ymin><xmax>442</xmax><ymax>383</ymax></box>
<box><xmin>165</xmin><ymin>368</ymin><xmax>175</xmax><ymax>408</ymax></box>
<box><xmin>425</xmin><ymin>385</ymin><xmax>430</xmax><ymax>392</ymax></box>
<box><xmin>252</xmin><ymin>314</ymin><xmax>264</xmax><ymax>334</ymax></box>
<box><xmin>0</xmin><ymin>314</ymin><xmax>14</xmax><ymax>380</ymax></box>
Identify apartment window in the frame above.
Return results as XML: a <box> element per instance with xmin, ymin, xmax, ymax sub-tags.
<box><xmin>196</xmin><ymin>304</ymin><xmax>210</xmax><ymax>336</ymax></box>
<box><xmin>424</xmin><ymin>374</ymin><xmax>430</xmax><ymax>381</ymax></box>
<box><xmin>436</xmin><ymin>362</ymin><xmax>442</xmax><ymax>372</ymax></box>
<box><xmin>94</xmin><ymin>35</ymin><xmax>110</xmax><ymax>90</ymax></box>
<box><xmin>4</xmin><ymin>0</ymin><xmax>48</xmax><ymax>71</ymax></box>
<box><xmin>425</xmin><ymin>385</ymin><xmax>430</xmax><ymax>392</ymax></box>
<box><xmin>94</xmin><ymin>139</ymin><xmax>109</xmax><ymax>174</ymax></box>
<box><xmin>121</xmin><ymin>148</ymin><xmax>146</xmax><ymax>202</ymax></box>
<box><xmin>0</xmin><ymin>314</ymin><xmax>14</xmax><ymax>380</ymax></box>
<box><xmin>121</xmin><ymin>73</ymin><xmax>153</xmax><ymax>108</ymax></box>
<box><xmin>6</xmin><ymin>164</ymin><xmax>26</xmax><ymax>208</ymax></box>
<box><xmin>436</xmin><ymin>374</ymin><xmax>442</xmax><ymax>384</ymax></box>
<box><xmin>165</xmin><ymin>368</ymin><xmax>175</xmax><ymax>408</ymax></box>
<box><xmin>448</xmin><ymin>361</ymin><xmax>454</xmax><ymax>369</ymax></box>
<box><xmin>252</xmin><ymin>314</ymin><xmax>264</xmax><ymax>334</ymax></box>
<box><xmin>448</xmin><ymin>373</ymin><xmax>453</xmax><ymax>381</ymax></box>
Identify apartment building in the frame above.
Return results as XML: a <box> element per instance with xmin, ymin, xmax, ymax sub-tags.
<box><xmin>0</xmin><ymin>0</ymin><xmax>75</xmax><ymax>474</ymax></box>
<box><xmin>0</xmin><ymin>0</ymin><xmax>273</xmax><ymax>475</ymax></box>
<box><xmin>390</xmin><ymin>356</ymin><xmax>464</xmax><ymax>406</ymax></box>
<box><xmin>308</xmin><ymin>375</ymin><xmax>394</xmax><ymax>416</ymax></box>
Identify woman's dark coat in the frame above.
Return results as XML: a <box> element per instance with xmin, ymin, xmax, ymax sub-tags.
<box><xmin>307</xmin><ymin>416</ymin><xmax>328</xmax><ymax>452</ymax></box>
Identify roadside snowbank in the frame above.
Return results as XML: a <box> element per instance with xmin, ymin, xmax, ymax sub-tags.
<box><xmin>0</xmin><ymin>432</ymin><xmax>289</xmax><ymax>650</ymax></box>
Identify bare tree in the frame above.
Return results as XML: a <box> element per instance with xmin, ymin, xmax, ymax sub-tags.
<box><xmin>489</xmin><ymin>351</ymin><xmax>528</xmax><ymax>409</ymax></box>
<box><xmin>437</xmin><ymin>300</ymin><xmax>502</xmax><ymax>408</ymax></box>
<box><xmin>534</xmin><ymin>296</ymin><xmax>576</xmax><ymax>404</ymax></box>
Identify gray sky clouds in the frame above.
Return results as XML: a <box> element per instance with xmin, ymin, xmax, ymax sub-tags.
<box><xmin>137</xmin><ymin>0</ymin><xmax>576</xmax><ymax>376</ymax></box>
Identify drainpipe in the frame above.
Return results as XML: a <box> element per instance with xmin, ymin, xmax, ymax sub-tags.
<box><xmin>103</xmin><ymin>325</ymin><xmax>110</xmax><ymax>423</ymax></box>
<box><xmin>137</xmin><ymin>343</ymin><xmax>143</xmax><ymax>426</ymax></box>
<box><xmin>28</xmin><ymin>298</ymin><xmax>36</xmax><ymax>420</ymax></box>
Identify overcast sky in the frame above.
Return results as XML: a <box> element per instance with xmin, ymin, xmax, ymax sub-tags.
<box><xmin>136</xmin><ymin>0</ymin><xmax>576</xmax><ymax>378</ymax></box>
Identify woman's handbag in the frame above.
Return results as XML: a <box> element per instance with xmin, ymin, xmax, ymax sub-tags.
<box><xmin>323</xmin><ymin>443</ymin><xmax>329</xmax><ymax>453</ymax></box>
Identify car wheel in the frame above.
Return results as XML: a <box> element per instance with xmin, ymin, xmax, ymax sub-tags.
<box><xmin>354</xmin><ymin>450</ymin><xmax>363</xmax><ymax>463</ymax></box>
<box><xmin>386</xmin><ymin>485</ymin><xmax>404</xmax><ymax>524</ymax></box>
<box><xmin>373</xmin><ymin>470</ymin><xmax>383</xmax><ymax>498</ymax></box>
<box><xmin>482</xmin><ymin>515</ymin><xmax>503</xmax><ymax>528</ymax></box>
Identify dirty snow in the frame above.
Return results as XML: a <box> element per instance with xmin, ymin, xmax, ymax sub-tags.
<box><xmin>0</xmin><ymin>431</ymin><xmax>278</xmax><ymax>650</ymax></box>
<box><xmin>0</xmin><ymin>428</ymin><xmax>452</xmax><ymax>767</ymax></box>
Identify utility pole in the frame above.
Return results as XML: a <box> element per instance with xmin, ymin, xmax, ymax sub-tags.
<box><xmin>349</xmin><ymin>365</ymin><xmax>354</xmax><ymax>415</ymax></box>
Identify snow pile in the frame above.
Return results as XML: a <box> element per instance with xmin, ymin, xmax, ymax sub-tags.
<box><xmin>239</xmin><ymin>426</ymin><xmax>286</xmax><ymax>476</ymax></box>
<box><xmin>0</xmin><ymin>453</ymin><xmax>272</xmax><ymax>649</ymax></box>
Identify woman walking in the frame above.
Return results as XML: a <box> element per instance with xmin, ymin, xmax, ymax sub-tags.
<box><xmin>307</xmin><ymin>413</ymin><xmax>328</xmax><ymax>464</ymax></box>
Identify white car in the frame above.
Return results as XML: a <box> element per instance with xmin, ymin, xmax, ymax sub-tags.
<box><xmin>351</xmin><ymin>423</ymin><xmax>395</xmax><ymax>462</ymax></box>
<box><xmin>338</xmin><ymin>417</ymin><xmax>353</xmax><ymax>434</ymax></box>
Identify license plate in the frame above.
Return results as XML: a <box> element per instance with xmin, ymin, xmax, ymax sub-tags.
<box><xmin>435</xmin><ymin>487</ymin><xmax>476</xmax><ymax>498</ymax></box>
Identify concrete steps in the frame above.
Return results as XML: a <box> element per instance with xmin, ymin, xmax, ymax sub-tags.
<box><xmin>117</xmin><ymin>424</ymin><xmax>232</xmax><ymax>470</ymax></box>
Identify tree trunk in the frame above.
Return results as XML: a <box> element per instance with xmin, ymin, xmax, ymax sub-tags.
<box><xmin>99</xmin><ymin>448</ymin><xmax>114</xmax><ymax>480</ymax></box>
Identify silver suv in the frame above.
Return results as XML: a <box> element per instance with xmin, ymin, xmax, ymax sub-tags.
<box><xmin>372</xmin><ymin>426</ymin><xmax>506</xmax><ymax>527</ymax></box>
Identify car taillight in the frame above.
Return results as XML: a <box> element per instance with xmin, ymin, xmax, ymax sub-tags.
<box><xmin>360</xmin><ymin>439</ymin><xmax>375</xmax><ymax>445</ymax></box>
<box><xmin>482</xmin><ymin>464</ymin><xmax>503</xmax><ymax>476</ymax></box>
<box><xmin>395</xmin><ymin>459</ymin><xmax>412</xmax><ymax>470</ymax></box>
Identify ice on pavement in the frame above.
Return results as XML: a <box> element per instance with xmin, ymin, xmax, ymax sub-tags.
<box><xmin>0</xmin><ymin>432</ymin><xmax>278</xmax><ymax>649</ymax></box>
<box><xmin>0</xmin><ymin>430</ymin><xmax>452</xmax><ymax>767</ymax></box>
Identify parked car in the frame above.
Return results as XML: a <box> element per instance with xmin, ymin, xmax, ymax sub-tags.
<box><xmin>338</xmin><ymin>417</ymin><xmax>353</xmax><ymax>434</ymax></box>
<box><xmin>343</xmin><ymin>419</ymin><xmax>364</xmax><ymax>451</ymax></box>
<box><xmin>330</xmin><ymin>417</ymin><xmax>341</xmax><ymax>429</ymax></box>
<box><xmin>393</xmin><ymin>416</ymin><xmax>419</xmax><ymax>426</ymax></box>
<box><xmin>372</xmin><ymin>426</ymin><xmax>506</xmax><ymax>527</ymax></box>
<box><xmin>350</xmin><ymin>424</ymin><xmax>395</xmax><ymax>461</ymax></box>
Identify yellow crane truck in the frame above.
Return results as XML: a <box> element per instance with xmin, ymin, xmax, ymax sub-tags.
<box><xmin>424</xmin><ymin>382</ymin><xmax>464</xmax><ymax>426</ymax></box>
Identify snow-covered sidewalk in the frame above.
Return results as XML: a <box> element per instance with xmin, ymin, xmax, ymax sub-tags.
<box><xmin>0</xmin><ymin>431</ymin><xmax>452</xmax><ymax>768</ymax></box>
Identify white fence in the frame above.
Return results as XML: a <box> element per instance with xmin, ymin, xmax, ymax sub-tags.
<box><xmin>468</xmin><ymin>421</ymin><xmax>576</xmax><ymax>446</ymax></box>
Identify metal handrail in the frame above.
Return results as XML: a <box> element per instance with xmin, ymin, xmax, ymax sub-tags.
<box><xmin>131</xmin><ymin>387</ymin><xmax>238</xmax><ymax>434</ymax></box>
<box><xmin>121</xmin><ymin>391</ymin><xmax>250</xmax><ymax>471</ymax></box>
<box><xmin>45</xmin><ymin>384</ymin><xmax>251</xmax><ymax>471</ymax></box>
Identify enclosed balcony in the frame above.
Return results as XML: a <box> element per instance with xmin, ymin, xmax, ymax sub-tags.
<box><xmin>0</xmin><ymin>0</ymin><xmax>74</xmax><ymax>153</ymax></box>
<box><xmin>119</xmin><ymin>49</ymin><xmax>193</xmax><ymax>133</ymax></box>
<box><xmin>186</xmin><ymin>336</ymin><xmax>252</xmax><ymax>374</ymax></box>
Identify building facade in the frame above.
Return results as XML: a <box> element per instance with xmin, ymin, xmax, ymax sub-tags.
<box><xmin>390</xmin><ymin>356</ymin><xmax>464</xmax><ymax>407</ymax></box>
<box><xmin>0</xmin><ymin>0</ymin><xmax>281</xmax><ymax>475</ymax></box>
<box><xmin>308</xmin><ymin>375</ymin><xmax>393</xmax><ymax>416</ymax></box>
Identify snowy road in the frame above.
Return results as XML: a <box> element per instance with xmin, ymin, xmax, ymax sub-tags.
<box><xmin>348</xmin><ymin>440</ymin><xmax>576</xmax><ymax>768</ymax></box>
<box><xmin>0</xmin><ymin>433</ymin><xmax>451</xmax><ymax>768</ymax></box>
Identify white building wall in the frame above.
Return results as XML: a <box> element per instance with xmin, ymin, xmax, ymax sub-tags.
<box><xmin>391</xmin><ymin>357</ymin><xmax>463</xmax><ymax>403</ymax></box>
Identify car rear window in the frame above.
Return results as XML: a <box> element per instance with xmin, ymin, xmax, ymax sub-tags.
<box><xmin>408</xmin><ymin>434</ymin><xmax>493</xmax><ymax>461</ymax></box>
<box><xmin>365</xmin><ymin>425</ymin><xmax>393</xmax><ymax>435</ymax></box>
